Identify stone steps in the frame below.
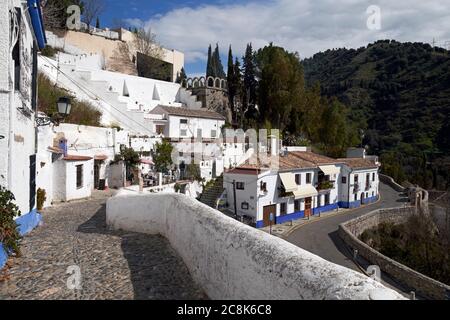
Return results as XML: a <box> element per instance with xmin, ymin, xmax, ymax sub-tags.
<box><xmin>199</xmin><ymin>176</ymin><xmax>224</xmax><ymax>209</ymax></box>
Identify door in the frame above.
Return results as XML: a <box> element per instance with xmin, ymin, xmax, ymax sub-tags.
<box><xmin>94</xmin><ymin>162</ymin><xmax>100</xmax><ymax>189</ymax></box>
<box><xmin>29</xmin><ymin>154</ymin><xmax>36</xmax><ymax>212</ymax></box>
<box><xmin>361</xmin><ymin>192</ymin><xmax>365</xmax><ymax>205</ymax></box>
<box><xmin>305</xmin><ymin>197</ymin><xmax>312</xmax><ymax>218</ymax></box>
<box><xmin>263</xmin><ymin>205</ymin><xmax>277</xmax><ymax>228</ymax></box>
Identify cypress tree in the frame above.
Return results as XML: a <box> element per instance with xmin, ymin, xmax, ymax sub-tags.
<box><xmin>96</xmin><ymin>17</ymin><xmax>100</xmax><ymax>29</ymax></box>
<box><xmin>206</xmin><ymin>45</ymin><xmax>213</xmax><ymax>77</ymax></box>
<box><xmin>227</xmin><ymin>46</ymin><xmax>236</xmax><ymax>120</ymax></box>
<box><xmin>213</xmin><ymin>44</ymin><xmax>226</xmax><ymax>79</ymax></box>
<box><xmin>242</xmin><ymin>43</ymin><xmax>257</xmax><ymax>115</ymax></box>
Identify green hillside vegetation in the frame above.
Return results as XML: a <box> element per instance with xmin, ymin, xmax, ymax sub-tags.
<box><xmin>38</xmin><ymin>73</ymin><xmax>102</xmax><ymax>127</ymax></box>
<box><xmin>303</xmin><ymin>40</ymin><xmax>450</xmax><ymax>190</ymax></box>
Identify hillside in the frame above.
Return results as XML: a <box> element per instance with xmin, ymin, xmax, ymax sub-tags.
<box><xmin>303</xmin><ymin>40</ymin><xmax>450</xmax><ymax>190</ymax></box>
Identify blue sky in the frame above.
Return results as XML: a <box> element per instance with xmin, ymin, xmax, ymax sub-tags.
<box><xmin>101</xmin><ymin>0</ymin><xmax>248</xmax><ymax>76</ymax></box>
<box><xmin>98</xmin><ymin>0</ymin><xmax>450</xmax><ymax>77</ymax></box>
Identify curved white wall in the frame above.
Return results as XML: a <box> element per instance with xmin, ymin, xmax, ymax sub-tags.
<box><xmin>106</xmin><ymin>192</ymin><xmax>406</xmax><ymax>300</ymax></box>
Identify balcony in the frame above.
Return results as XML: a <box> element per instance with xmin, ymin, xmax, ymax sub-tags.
<box><xmin>317</xmin><ymin>180</ymin><xmax>335</xmax><ymax>191</ymax></box>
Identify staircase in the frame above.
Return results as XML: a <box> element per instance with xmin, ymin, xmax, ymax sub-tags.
<box><xmin>199</xmin><ymin>175</ymin><xmax>224</xmax><ymax>209</ymax></box>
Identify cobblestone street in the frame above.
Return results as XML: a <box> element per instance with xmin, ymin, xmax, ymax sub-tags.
<box><xmin>0</xmin><ymin>191</ymin><xmax>206</xmax><ymax>300</ymax></box>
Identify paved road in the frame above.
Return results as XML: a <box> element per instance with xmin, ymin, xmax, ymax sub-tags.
<box><xmin>0</xmin><ymin>191</ymin><xmax>206</xmax><ymax>300</ymax></box>
<box><xmin>286</xmin><ymin>182</ymin><xmax>408</xmax><ymax>272</ymax></box>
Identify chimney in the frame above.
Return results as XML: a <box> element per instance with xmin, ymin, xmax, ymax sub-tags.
<box><xmin>269</xmin><ymin>134</ymin><xmax>278</xmax><ymax>157</ymax></box>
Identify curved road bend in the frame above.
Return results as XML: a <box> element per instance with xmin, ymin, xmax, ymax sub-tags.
<box><xmin>285</xmin><ymin>182</ymin><xmax>413</xmax><ymax>296</ymax></box>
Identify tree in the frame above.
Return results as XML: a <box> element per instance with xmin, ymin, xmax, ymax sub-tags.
<box><xmin>95</xmin><ymin>16</ymin><xmax>100</xmax><ymax>29</ymax></box>
<box><xmin>42</xmin><ymin>0</ymin><xmax>83</xmax><ymax>30</ymax></box>
<box><xmin>81</xmin><ymin>0</ymin><xmax>105</xmax><ymax>29</ymax></box>
<box><xmin>256</xmin><ymin>44</ymin><xmax>305</xmax><ymax>132</ymax></box>
<box><xmin>152</xmin><ymin>140</ymin><xmax>174</xmax><ymax>173</ymax></box>
<box><xmin>206</xmin><ymin>45</ymin><xmax>213</xmax><ymax>77</ymax></box>
<box><xmin>206</xmin><ymin>44</ymin><xmax>225</xmax><ymax>78</ymax></box>
<box><xmin>176</xmin><ymin>67</ymin><xmax>187</xmax><ymax>84</ymax></box>
<box><xmin>115</xmin><ymin>147</ymin><xmax>140</xmax><ymax>168</ymax></box>
<box><xmin>186</xmin><ymin>161</ymin><xmax>202</xmax><ymax>182</ymax></box>
<box><xmin>242</xmin><ymin>43</ymin><xmax>258</xmax><ymax>121</ymax></box>
<box><xmin>227</xmin><ymin>46</ymin><xmax>237</xmax><ymax>121</ymax></box>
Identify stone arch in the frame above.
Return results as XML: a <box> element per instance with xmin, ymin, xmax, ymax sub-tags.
<box><xmin>193</xmin><ymin>77</ymin><xmax>199</xmax><ymax>88</ymax></box>
<box><xmin>187</xmin><ymin>78</ymin><xmax>193</xmax><ymax>88</ymax></box>
<box><xmin>199</xmin><ymin>77</ymin><xmax>206</xmax><ymax>87</ymax></box>
<box><xmin>221</xmin><ymin>79</ymin><xmax>227</xmax><ymax>89</ymax></box>
<box><xmin>207</xmin><ymin>76</ymin><xmax>215</xmax><ymax>87</ymax></box>
<box><xmin>214</xmin><ymin>78</ymin><xmax>221</xmax><ymax>88</ymax></box>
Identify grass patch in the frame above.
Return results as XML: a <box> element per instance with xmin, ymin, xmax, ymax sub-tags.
<box><xmin>38</xmin><ymin>73</ymin><xmax>102</xmax><ymax>127</ymax></box>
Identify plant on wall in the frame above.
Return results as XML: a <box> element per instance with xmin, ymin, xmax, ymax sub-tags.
<box><xmin>0</xmin><ymin>187</ymin><xmax>22</xmax><ymax>256</ymax></box>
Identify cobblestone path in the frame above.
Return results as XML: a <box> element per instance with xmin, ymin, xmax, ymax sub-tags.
<box><xmin>0</xmin><ymin>191</ymin><xmax>207</xmax><ymax>300</ymax></box>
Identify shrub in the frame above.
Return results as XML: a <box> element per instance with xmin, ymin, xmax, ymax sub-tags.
<box><xmin>0</xmin><ymin>187</ymin><xmax>22</xmax><ymax>256</ymax></box>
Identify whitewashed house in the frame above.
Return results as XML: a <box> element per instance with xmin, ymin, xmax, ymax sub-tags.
<box><xmin>0</xmin><ymin>0</ymin><xmax>47</xmax><ymax>267</ymax></box>
<box><xmin>36</xmin><ymin>124</ymin><xmax>128</xmax><ymax>207</ymax></box>
<box><xmin>224</xmin><ymin>148</ymin><xmax>380</xmax><ymax>228</ymax></box>
<box><xmin>0</xmin><ymin>0</ymin><xmax>46</xmax><ymax>233</ymax></box>
<box><xmin>148</xmin><ymin>106</ymin><xmax>227</xmax><ymax>180</ymax></box>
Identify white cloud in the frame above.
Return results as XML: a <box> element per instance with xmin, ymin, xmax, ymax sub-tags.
<box><xmin>135</xmin><ymin>0</ymin><xmax>450</xmax><ymax>63</ymax></box>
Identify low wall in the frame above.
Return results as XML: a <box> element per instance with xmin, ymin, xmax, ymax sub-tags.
<box><xmin>379</xmin><ymin>174</ymin><xmax>406</xmax><ymax>192</ymax></box>
<box><xmin>107</xmin><ymin>192</ymin><xmax>405</xmax><ymax>300</ymax></box>
<box><xmin>339</xmin><ymin>207</ymin><xmax>450</xmax><ymax>300</ymax></box>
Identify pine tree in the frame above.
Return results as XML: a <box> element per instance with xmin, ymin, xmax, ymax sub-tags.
<box><xmin>96</xmin><ymin>17</ymin><xmax>100</xmax><ymax>29</ymax></box>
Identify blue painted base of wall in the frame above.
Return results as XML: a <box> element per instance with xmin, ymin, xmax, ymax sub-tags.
<box><xmin>0</xmin><ymin>209</ymin><xmax>42</xmax><ymax>269</ymax></box>
<box><xmin>255</xmin><ymin>195</ymin><xmax>379</xmax><ymax>229</ymax></box>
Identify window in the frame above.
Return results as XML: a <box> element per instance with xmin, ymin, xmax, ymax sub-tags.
<box><xmin>241</xmin><ymin>202</ymin><xmax>249</xmax><ymax>210</ymax></box>
<box><xmin>325</xmin><ymin>193</ymin><xmax>330</xmax><ymax>205</ymax></box>
<box><xmin>342</xmin><ymin>176</ymin><xmax>347</xmax><ymax>184</ymax></box>
<box><xmin>306</xmin><ymin>173</ymin><xmax>312</xmax><ymax>184</ymax></box>
<box><xmin>76</xmin><ymin>165</ymin><xmax>83</xmax><ymax>189</ymax></box>
<box><xmin>180</xmin><ymin>119</ymin><xmax>188</xmax><ymax>124</ymax></box>
<box><xmin>354</xmin><ymin>194</ymin><xmax>358</xmax><ymax>201</ymax></box>
<box><xmin>260</xmin><ymin>181</ymin><xmax>267</xmax><ymax>192</ymax></box>
<box><xmin>294</xmin><ymin>200</ymin><xmax>301</xmax><ymax>212</ymax></box>
<box><xmin>156</xmin><ymin>125</ymin><xmax>165</xmax><ymax>134</ymax></box>
<box><xmin>354</xmin><ymin>174</ymin><xmax>359</xmax><ymax>183</ymax></box>
<box><xmin>295</xmin><ymin>174</ymin><xmax>301</xmax><ymax>185</ymax></box>
<box><xmin>280</xmin><ymin>203</ymin><xmax>287</xmax><ymax>216</ymax></box>
<box><xmin>180</xmin><ymin>129</ymin><xmax>187</xmax><ymax>136</ymax></box>
<box><xmin>236</xmin><ymin>182</ymin><xmax>245</xmax><ymax>190</ymax></box>
<box><xmin>12</xmin><ymin>8</ymin><xmax>22</xmax><ymax>91</ymax></box>
<box><xmin>211</xmin><ymin>130</ymin><xmax>217</xmax><ymax>138</ymax></box>
<box><xmin>372</xmin><ymin>173</ymin><xmax>376</xmax><ymax>182</ymax></box>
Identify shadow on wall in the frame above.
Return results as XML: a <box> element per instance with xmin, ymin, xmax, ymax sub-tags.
<box><xmin>76</xmin><ymin>204</ymin><xmax>207</xmax><ymax>300</ymax></box>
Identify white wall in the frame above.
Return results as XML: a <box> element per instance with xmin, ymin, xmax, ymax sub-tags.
<box><xmin>0</xmin><ymin>1</ymin><xmax>37</xmax><ymax>215</ymax></box>
<box><xmin>106</xmin><ymin>193</ymin><xmax>405</xmax><ymax>300</ymax></box>
<box><xmin>167</xmin><ymin>115</ymin><xmax>224</xmax><ymax>140</ymax></box>
<box><xmin>53</xmin><ymin>159</ymin><xmax>94</xmax><ymax>202</ymax></box>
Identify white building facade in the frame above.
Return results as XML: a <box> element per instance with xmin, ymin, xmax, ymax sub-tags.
<box><xmin>0</xmin><ymin>0</ymin><xmax>46</xmax><ymax>234</ymax></box>
<box><xmin>224</xmin><ymin>150</ymin><xmax>380</xmax><ymax>228</ymax></box>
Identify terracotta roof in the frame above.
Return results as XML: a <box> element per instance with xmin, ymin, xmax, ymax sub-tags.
<box><xmin>337</xmin><ymin>158</ymin><xmax>379</xmax><ymax>170</ymax></box>
<box><xmin>226</xmin><ymin>167</ymin><xmax>264</xmax><ymax>175</ymax></box>
<box><xmin>63</xmin><ymin>155</ymin><xmax>93</xmax><ymax>161</ymax></box>
<box><xmin>290</xmin><ymin>152</ymin><xmax>343</xmax><ymax>165</ymax></box>
<box><xmin>94</xmin><ymin>154</ymin><xmax>108</xmax><ymax>161</ymax></box>
<box><xmin>48</xmin><ymin>146</ymin><xmax>64</xmax><ymax>154</ymax></box>
<box><xmin>156</xmin><ymin>106</ymin><xmax>226</xmax><ymax>120</ymax></box>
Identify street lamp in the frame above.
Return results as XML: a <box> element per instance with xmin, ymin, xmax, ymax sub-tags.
<box><xmin>36</xmin><ymin>97</ymin><xmax>72</xmax><ymax>127</ymax></box>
